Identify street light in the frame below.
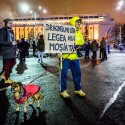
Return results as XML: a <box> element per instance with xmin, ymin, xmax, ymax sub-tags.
<box><xmin>116</xmin><ymin>0</ymin><xmax>124</xmax><ymax>45</ymax></box>
<box><xmin>43</xmin><ymin>9</ymin><xmax>47</xmax><ymax>14</ymax></box>
<box><xmin>19</xmin><ymin>2</ymin><xmax>30</xmax><ymax>13</ymax></box>
<box><xmin>119</xmin><ymin>26</ymin><xmax>122</xmax><ymax>45</ymax></box>
<box><xmin>116</xmin><ymin>0</ymin><xmax>125</xmax><ymax>12</ymax></box>
<box><xmin>30</xmin><ymin>7</ymin><xmax>47</xmax><ymax>40</ymax></box>
<box><xmin>118</xmin><ymin>0</ymin><xmax>124</xmax><ymax>6</ymax></box>
<box><xmin>38</xmin><ymin>6</ymin><xmax>42</xmax><ymax>10</ymax></box>
<box><xmin>116</xmin><ymin>5</ymin><xmax>122</xmax><ymax>10</ymax></box>
<box><xmin>20</xmin><ymin>2</ymin><xmax>47</xmax><ymax>40</ymax></box>
<box><xmin>30</xmin><ymin>11</ymin><xmax>38</xmax><ymax>41</ymax></box>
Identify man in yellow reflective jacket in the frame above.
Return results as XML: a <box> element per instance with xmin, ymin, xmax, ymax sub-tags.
<box><xmin>59</xmin><ymin>16</ymin><xmax>86</xmax><ymax>98</ymax></box>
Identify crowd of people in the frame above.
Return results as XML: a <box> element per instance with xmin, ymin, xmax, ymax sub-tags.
<box><xmin>0</xmin><ymin>17</ymin><xmax>123</xmax><ymax>98</ymax></box>
<box><xmin>0</xmin><ymin>18</ymin><xmax>45</xmax><ymax>84</ymax></box>
<box><xmin>0</xmin><ymin>17</ymin><xmax>87</xmax><ymax>98</ymax></box>
<box><xmin>16</xmin><ymin>35</ymin><xmax>45</xmax><ymax>64</ymax></box>
<box><xmin>84</xmin><ymin>37</ymin><xmax>111</xmax><ymax>62</ymax></box>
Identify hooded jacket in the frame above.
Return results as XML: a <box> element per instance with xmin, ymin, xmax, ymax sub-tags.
<box><xmin>62</xmin><ymin>17</ymin><xmax>85</xmax><ymax>60</ymax></box>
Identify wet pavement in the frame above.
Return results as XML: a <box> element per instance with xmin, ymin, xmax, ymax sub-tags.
<box><xmin>0</xmin><ymin>52</ymin><xmax>125</xmax><ymax>125</ymax></box>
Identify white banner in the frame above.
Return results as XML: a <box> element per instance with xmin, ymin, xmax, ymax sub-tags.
<box><xmin>44</xmin><ymin>23</ymin><xmax>76</xmax><ymax>53</ymax></box>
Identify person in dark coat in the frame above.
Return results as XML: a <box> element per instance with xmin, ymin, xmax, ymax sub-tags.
<box><xmin>37</xmin><ymin>34</ymin><xmax>45</xmax><ymax>63</ymax></box>
<box><xmin>25</xmin><ymin>40</ymin><xmax>30</xmax><ymax>57</ymax></box>
<box><xmin>0</xmin><ymin>18</ymin><xmax>17</xmax><ymax>84</ymax></box>
<box><xmin>91</xmin><ymin>39</ymin><xmax>99</xmax><ymax>62</ymax></box>
<box><xmin>84</xmin><ymin>41</ymin><xmax>91</xmax><ymax>59</ymax></box>
<box><xmin>32</xmin><ymin>40</ymin><xmax>37</xmax><ymax>56</ymax></box>
<box><xmin>17</xmin><ymin>38</ymin><xmax>27</xmax><ymax>63</ymax></box>
<box><xmin>100</xmin><ymin>37</ymin><xmax>107</xmax><ymax>61</ymax></box>
<box><xmin>99</xmin><ymin>44</ymin><xmax>102</xmax><ymax>58</ymax></box>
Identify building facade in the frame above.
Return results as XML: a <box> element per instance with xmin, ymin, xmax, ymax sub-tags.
<box><xmin>12</xmin><ymin>14</ymin><xmax>115</xmax><ymax>43</ymax></box>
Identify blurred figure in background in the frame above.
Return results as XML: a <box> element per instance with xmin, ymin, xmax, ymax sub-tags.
<box><xmin>25</xmin><ymin>40</ymin><xmax>30</xmax><ymax>57</ymax></box>
<box><xmin>32</xmin><ymin>40</ymin><xmax>37</xmax><ymax>56</ymax></box>
<box><xmin>17</xmin><ymin>38</ymin><xmax>27</xmax><ymax>63</ymax></box>
<box><xmin>100</xmin><ymin>37</ymin><xmax>107</xmax><ymax>61</ymax></box>
<box><xmin>84</xmin><ymin>41</ymin><xmax>91</xmax><ymax>59</ymax></box>
<box><xmin>119</xmin><ymin>44</ymin><xmax>124</xmax><ymax>53</ymax></box>
<box><xmin>91</xmin><ymin>39</ymin><xmax>99</xmax><ymax>62</ymax></box>
<box><xmin>107</xmin><ymin>44</ymin><xmax>111</xmax><ymax>54</ymax></box>
<box><xmin>37</xmin><ymin>34</ymin><xmax>45</xmax><ymax>63</ymax></box>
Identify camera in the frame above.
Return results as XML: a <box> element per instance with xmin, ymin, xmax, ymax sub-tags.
<box><xmin>77</xmin><ymin>48</ymin><xmax>83</xmax><ymax>57</ymax></box>
<box><xmin>75</xmin><ymin>45</ymin><xmax>85</xmax><ymax>57</ymax></box>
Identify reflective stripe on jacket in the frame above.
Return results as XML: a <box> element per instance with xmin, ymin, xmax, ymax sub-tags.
<box><xmin>62</xmin><ymin>17</ymin><xmax>84</xmax><ymax>60</ymax></box>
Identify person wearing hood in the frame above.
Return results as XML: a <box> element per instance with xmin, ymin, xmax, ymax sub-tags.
<box><xmin>0</xmin><ymin>18</ymin><xmax>17</xmax><ymax>84</ymax></box>
<box><xmin>58</xmin><ymin>17</ymin><xmax>86</xmax><ymax>98</ymax></box>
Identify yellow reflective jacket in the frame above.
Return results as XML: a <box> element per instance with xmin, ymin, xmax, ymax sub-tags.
<box><xmin>62</xmin><ymin>17</ymin><xmax>85</xmax><ymax>60</ymax></box>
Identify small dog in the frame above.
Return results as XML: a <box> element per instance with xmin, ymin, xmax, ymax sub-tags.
<box><xmin>11</xmin><ymin>82</ymin><xmax>43</xmax><ymax>112</ymax></box>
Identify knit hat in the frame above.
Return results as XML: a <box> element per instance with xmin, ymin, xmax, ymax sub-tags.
<box><xmin>3</xmin><ymin>18</ymin><xmax>12</xmax><ymax>25</ymax></box>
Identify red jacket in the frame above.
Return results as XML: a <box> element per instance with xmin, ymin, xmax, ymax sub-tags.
<box><xmin>14</xmin><ymin>84</ymin><xmax>40</xmax><ymax>104</ymax></box>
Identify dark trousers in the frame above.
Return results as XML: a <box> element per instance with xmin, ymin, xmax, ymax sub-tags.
<box><xmin>108</xmin><ymin>49</ymin><xmax>111</xmax><ymax>54</ymax></box>
<box><xmin>102</xmin><ymin>49</ymin><xmax>107</xmax><ymax>60</ymax></box>
<box><xmin>3</xmin><ymin>58</ymin><xmax>16</xmax><ymax>79</ymax></box>
<box><xmin>99</xmin><ymin>49</ymin><xmax>102</xmax><ymax>58</ymax></box>
<box><xmin>92</xmin><ymin>51</ymin><xmax>97</xmax><ymax>61</ymax></box>
<box><xmin>85</xmin><ymin>50</ymin><xmax>90</xmax><ymax>59</ymax></box>
<box><xmin>33</xmin><ymin>48</ymin><xmax>36</xmax><ymax>56</ymax></box>
<box><xmin>20</xmin><ymin>51</ymin><xmax>26</xmax><ymax>63</ymax></box>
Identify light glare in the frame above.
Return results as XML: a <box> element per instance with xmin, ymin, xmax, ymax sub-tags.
<box><xmin>20</xmin><ymin>2</ymin><xmax>30</xmax><ymax>13</ymax></box>
<box><xmin>43</xmin><ymin>9</ymin><xmax>47</xmax><ymax>14</ymax></box>
<box><xmin>116</xmin><ymin>6</ymin><xmax>122</xmax><ymax>10</ymax></box>
<box><xmin>118</xmin><ymin>0</ymin><xmax>124</xmax><ymax>6</ymax></box>
<box><xmin>38</xmin><ymin>6</ymin><xmax>42</xmax><ymax>10</ymax></box>
<box><xmin>30</xmin><ymin>10</ymin><xmax>33</xmax><ymax>14</ymax></box>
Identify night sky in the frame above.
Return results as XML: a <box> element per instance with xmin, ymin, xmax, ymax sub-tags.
<box><xmin>0</xmin><ymin>0</ymin><xmax>124</xmax><ymax>23</ymax></box>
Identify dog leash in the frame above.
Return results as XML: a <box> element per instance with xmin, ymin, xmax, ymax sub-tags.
<box><xmin>0</xmin><ymin>86</ymin><xmax>11</xmax><ymax>92</ymax></box>
<box><xmin>29</xmin><ymin>70</ymin><xmax>47</xmax><ymax>83</ymax></box>
<box><xmin>28</xmin><ymin>49</ymin><xmax>76</xmax><ymax>83</ymax></box>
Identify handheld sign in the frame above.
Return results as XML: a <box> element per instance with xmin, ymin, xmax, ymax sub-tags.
<box><xmin>44</xmin><ymin>23</ymin><xmax>76</xmax><ymax>53</ymax></box>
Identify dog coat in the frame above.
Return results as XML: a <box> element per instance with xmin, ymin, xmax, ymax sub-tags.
<box><xmin>14</xmin><ymin>84</ymin><xmax>40</xmax><ymax>104</ymax></box>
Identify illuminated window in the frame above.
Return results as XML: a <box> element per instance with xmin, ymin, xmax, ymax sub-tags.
<box><xmin>94</xmin><ymin>25</ymin><xmax>99</xmax><ymax>40</ymax></box>
<box><xmin>15</xmin><ymin>27</ymin><xmax>20</xmax><ymax>40</ymax></box>
<box><xmin>88</xmin><ymin>25</ymin><xmax>93</xmax><ymax>40</ymax></box>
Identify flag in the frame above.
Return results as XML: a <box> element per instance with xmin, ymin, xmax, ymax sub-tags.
<box><xmin>104</xmin><ymin>27</ymin><xmax>111</xmax><ymax>40</ymax></box>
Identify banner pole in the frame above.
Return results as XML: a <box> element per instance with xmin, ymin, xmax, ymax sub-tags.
<box><xmin>59</xmin><ymin>54</ymin><xmax>63</xmax><ymax>87</ymax></box>
<box><xmin>60</xmin><ymin>55</ymin><xmax>62</xmax><ymax>70</ymax></box>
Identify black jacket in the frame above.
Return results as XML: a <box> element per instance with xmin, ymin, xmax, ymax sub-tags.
<box><xmin>0</xmin><ymin>27</ymin><xmax>16</xmax><ymax>59</ymax></box>
<box><xmin>37</xmin><ymin>38</ymin><xmax>45</xmax><ymax>52</ymax></box>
